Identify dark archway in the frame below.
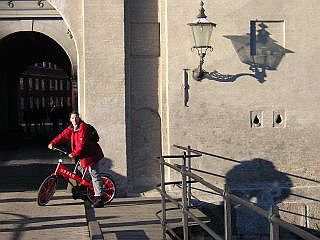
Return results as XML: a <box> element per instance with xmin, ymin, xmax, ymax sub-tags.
<box><xmin>0</xmin><ymin>31</ymin><xmax>73</xmax><ymax>148</ymax></box>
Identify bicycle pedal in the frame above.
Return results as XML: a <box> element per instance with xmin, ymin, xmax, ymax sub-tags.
<box><xmin>72</xmin><ymin>195</ymin><xmax>78</xmax><ymax>200</ymax></box>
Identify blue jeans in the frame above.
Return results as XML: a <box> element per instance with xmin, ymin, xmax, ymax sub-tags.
<box><xmin>78</xmin><ymin>161</ymin><xmax>104</xmax><ymax>197</ymax></box>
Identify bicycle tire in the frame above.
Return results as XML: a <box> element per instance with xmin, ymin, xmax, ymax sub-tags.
<box><xmin>37</xmin><ymin>175</ymin><xmax>57</xmax><ymax>206</ymax></box>
<box><xmin>87</xmin><ymin>176</ymin><xmax>116</xmax><ymax>205</ymax></box>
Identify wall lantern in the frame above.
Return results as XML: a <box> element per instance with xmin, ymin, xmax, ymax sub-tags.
<box><xmin>187</xmin><ymin>2</ymin><xmax>293</xmax><ymax>83</ymax></box>
<box><xmin>188</xmin><ymin>1</ymin><xmax>216</xmax><ymax>81</ymax></box>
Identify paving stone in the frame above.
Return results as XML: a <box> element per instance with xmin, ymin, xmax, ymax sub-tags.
<box><xmin>0</xmin><ymin>190</ymin><xmax>89</xmax><ymax>240</ymax></box>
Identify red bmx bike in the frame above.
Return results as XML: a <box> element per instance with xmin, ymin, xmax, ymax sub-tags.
<box><xmin>37</xmin><ymin>147</ymin><xmax>116</xmax><ymax>206</ymax></box>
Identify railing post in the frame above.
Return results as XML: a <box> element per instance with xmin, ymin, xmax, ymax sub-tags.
<box><xmin>187</xmin><ymin>145</ymin><xmax>192</xmax><ymax>207</ymax></box>
<box><xmin>160</xmin><ymin>156</ymin><xmax>167</xmax><ymax>240</ymax></box>
<box><xmin>224</xmin><ymin>184</ymin><xmax>232</xmax><ymax>240</ymax></box>
<box><xmin>182</xmin><ymin>151</ymin><xmax>189</xmax><ymax>240</ymax></box>
<box><xmin>269</xmin><ymin>205</ymin><xmax>280</xmax><ymax>240</ymax></box>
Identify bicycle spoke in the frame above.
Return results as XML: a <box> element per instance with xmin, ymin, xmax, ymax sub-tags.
<box><xmin>37</xmin><ymin>176</ymin><xmax>57</xmax><ymax>206</ymax></box>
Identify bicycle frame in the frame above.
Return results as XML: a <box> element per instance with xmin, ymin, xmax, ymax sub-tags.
<box><xmin>53</xmin><ymin>159</ymin><xmax>93</xmax><ymax>190</ymax></box>
<box><xmin>37</xmin><ymin>147</ymin><xmax>116</xmax><ymax>206</ymax></box>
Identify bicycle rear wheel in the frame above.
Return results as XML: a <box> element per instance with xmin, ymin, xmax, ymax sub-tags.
<box><xmin>37</xmin><ymin>175</ymin><xmax>57</xmax><ymax>206</ymax></box>
<box><xmin>87</xmin><ymin>176</ymin><xmax>116</xmax><ymax>205</ymax></box>
<box><xmin>101</xmin><ymin>176</ymin><xmax>116</xmax><ymax>204</ymax></box>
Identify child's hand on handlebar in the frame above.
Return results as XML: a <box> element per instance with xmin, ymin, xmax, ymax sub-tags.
<box><xmin>49</xmin><ymin>146</ymin><xmax>68</xmax><ymax>155</ymax></box>
<box><xmin>68</xmin><ymin>154</ymin><xmax>73</xmax><ymax>158</ymax></box>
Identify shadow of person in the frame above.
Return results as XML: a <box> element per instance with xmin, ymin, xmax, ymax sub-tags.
<box><xmin>225</xmin><ymin>158</ymin><xmax>293</xmax><ymax>238</ymax></box>
<box><xmin>98</xmin><ymin>157</ymin><xmax>128</xmax><ymax>197</ymax></box>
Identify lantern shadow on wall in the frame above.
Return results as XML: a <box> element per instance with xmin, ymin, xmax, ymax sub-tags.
<box><xmin>188</xmin><ymin>1</ymin><xmax>294</xmax><ymax>83</ymax></box>
<box><xmin>224</xmin><ymin>21</ymin><xmax>294</xmax><ymax>83</ymax></box>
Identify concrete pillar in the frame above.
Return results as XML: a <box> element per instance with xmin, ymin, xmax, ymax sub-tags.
<box><xmin>82</xmin><ymin>0</ymin><xmax>127</xmax><ymax>194</ymax></box>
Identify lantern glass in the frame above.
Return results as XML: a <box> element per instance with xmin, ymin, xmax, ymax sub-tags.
<box><xmin>189</xmin><ymin>22</ymin><xmax>215</xmax><ymax>48</ymax></box>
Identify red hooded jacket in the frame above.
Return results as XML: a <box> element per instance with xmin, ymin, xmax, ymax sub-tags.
<box><xmin>50</xmin><ymin>121</ymin><xmax>104</xmax><ymax>168</ymax></box>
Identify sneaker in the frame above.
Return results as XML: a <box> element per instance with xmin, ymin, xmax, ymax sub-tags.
<box><xmin>72</xmin><ymin>186</ymin><xmax>88</xmax><ymax>201</ymax></box>
<box><xmin>93</xmin><ymin>197</ymin><xmax>104</xmax><ymax>208</ymax></box>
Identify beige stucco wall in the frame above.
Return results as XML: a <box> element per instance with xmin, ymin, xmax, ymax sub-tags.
<box><xmin>47</xmin><ymin>0</ymin><xmax>84</xmax><ymax>113</ymax></box>
<box><xmin>125</xmin><ymin>0</ymin><xmax>161</xmax><ymax>193</ymax></box>
<box><xmin>49</xmin><ymin>0</ymin><xmax>128</xmax><ymax>194</ymax></box>
<box><xmin>162</xmin><ymin>0</ymin><xmax>320</xmax><ymax>231</ymax></box>
<box><xmin>0</xmin><ymin>0</ymin><xmax>319</xmax><ymax>235</ymax></box>
<box><xmin>47</xmin><ymin>0</ymin><xmax>320</xmax><ymax>218</ymax></box>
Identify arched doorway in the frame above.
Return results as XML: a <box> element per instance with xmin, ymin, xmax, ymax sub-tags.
<box><xmin>0</xmin><ymin>31</ymin><xmax>76</xmax><ymax>148</ymax></box>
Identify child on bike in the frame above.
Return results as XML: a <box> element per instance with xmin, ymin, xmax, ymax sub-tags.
<box><xmin>48</xmin><ymin>111</ymin><xmax>105</xmax><ymax>208</ymax></box>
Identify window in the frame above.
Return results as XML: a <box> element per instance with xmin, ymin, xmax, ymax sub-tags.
<box><xmin>50</xmin><ymin>97</ymin><xmax>54</xmax><ymax>106</ymax></box>
<box><xmin>42</xmin><ymin>97</ymin><xmax>46</xmax><ymax>108</ymax></box>
<box><xmin>49</xmin><ymin>79</ymin><xmax>53</xmax><ymax>91</ymax></box>
<box><xmin>28</xmin><ymin>78</ymin><xmax>33</xmax><ymax>91</ymax></box>
<box><xmin>35</xmin><ymin>97</ymin><xmax>40</xmax><ymax>109</ymax></box>
<box><xmin>41</xmin><ymin>79</ymin><xmax>45</xmax><ymax>90</ymax></box>
<box><xmin>55</xmin><ymin>80</ymin><xmax>58</xmax><ymax>90</ymax></box>
<box><xmin>29</xmin><ymin>96</ymin><xmax>33</xmax><ymax>109</ymax></box>
<box><xmin>35</xmin><ymin>78</ymin><xmax>39</xmax><ymax>90</ymax></box>
<box><xmin>20</xmin><ymin>97</ymin><xmax>24</xmax><ymax>110</ymax></box>
<box><xmin>60</xmin><ymin>80</ymin><xmax>63</xmax><ymax>90</ymax></box>
<box><xmin>19</xmin><ymin>78</ymin><xmax>24</xmax><ymax>90</ymax></box>
<box><xmin>66</xmin><ymin>80</ymin><xmax>71</xmax><ymax>90</ymax></box>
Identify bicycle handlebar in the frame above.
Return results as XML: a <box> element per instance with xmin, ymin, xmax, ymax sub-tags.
<box><xmin>52</xmin><ymin>147</ymin><xmax>68</xmax><ymax>155</ymax></box>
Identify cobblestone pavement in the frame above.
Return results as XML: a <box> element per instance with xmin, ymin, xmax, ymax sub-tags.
<box><xmin>0</xmin><ymin>143</ymin><xmax>167</xmax><ymax>240</ymax></box>
<box><xmin>0</xmin><ymin>144</ymin><xmax>90</xmax><ymax>240</ymax></box>
<box><xmin>0</xmin><ymin>190</ymin><xmax>89</xmax><ymax>240</ymax></box>
<box><xmin>94</xmin><ymin>197</ymin><xmax>163</xmax><ymax>240</ymax></box>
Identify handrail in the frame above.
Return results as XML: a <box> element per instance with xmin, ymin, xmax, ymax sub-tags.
<box><xmin>173</xmin><ymin>144</ymin><xmax>240</xmax><ymax>163</ymax></box>
<box><xmin>156</xmin><ymin>185</ymin><xmax>224</xmax><ymax>240</ymax></box>
<box><xmin>174</xmin><ymin>144</ymin><xmax>320</xmax><ymax>184</ymax></box>
<box><xmin>157</xmin><ymin>146</ymin><xmax>320</xmax><ymax>240</ymax></box>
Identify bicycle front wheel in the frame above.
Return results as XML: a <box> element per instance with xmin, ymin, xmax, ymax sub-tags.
<box><xmin>37</xmin><ymin>175</ymin><xmax>57</xmax><ymax>206</ymax></box>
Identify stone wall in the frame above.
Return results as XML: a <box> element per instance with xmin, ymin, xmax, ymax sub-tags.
<box><xmin>163</xmin><ymin>0</ymin><xmax>320</xmax><ymax>234</ymax></box>
<box><xmin>25</xmin><ymin>0</ymin><xmax>320</xmax><ymax>233</ymax></box>
<box><xmin>49</xmin><ymin>0</ymin><xmax>128</xmax><ymax>194</ymax></box>
<box><xmin>125</xmin><ymin>0</ymin><xmax>161</xmax><ymax>193</ymax></box>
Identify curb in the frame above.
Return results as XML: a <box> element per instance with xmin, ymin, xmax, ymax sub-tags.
<box><xmin>84</xmin><ymin>201</ymin><xmax>104</xmax><ymax>240</ymax></box>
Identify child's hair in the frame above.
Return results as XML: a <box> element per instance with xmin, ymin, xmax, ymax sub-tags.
<box><xmin>69</xmin><ymin>110</ymin><xmax>80</xmax><ymax>118</ymax></box>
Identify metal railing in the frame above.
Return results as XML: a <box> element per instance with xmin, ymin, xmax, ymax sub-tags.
<box><xmin>156</xmin><ymin>145</ymin><xmax>320</xmax><ymax>240</ymax></box>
